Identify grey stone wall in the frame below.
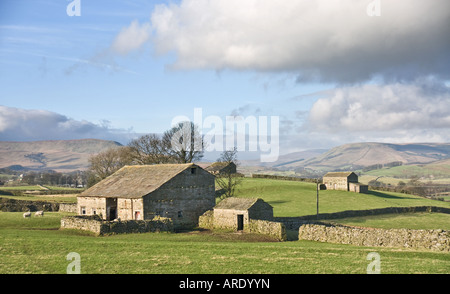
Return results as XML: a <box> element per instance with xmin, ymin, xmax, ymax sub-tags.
<box><xmin>198</xmin><ymin>209</ymin><xmax>286</xmax><ymax>241</ymax></box>
<box><xmin>213</xmin><ymin>208</ymin><xmax>249</xmax><ymax>229</ymax></box>
<box><xmin>275</xmin><ymin>206</ymin><xmax>450</xmax><ymax>230</ymax></box>
<box><xmin>198</xmin><ymin>209</ymin><xmax>214</xmax><ymax>229</ymax></box>
<box><xmin>247</xmin><ymin>219</ymin><xmax>287</xmax><ymax>241</ymax></box>
<box><xmin>323</xmin><ymin>176</ymin><xmax>349</xmax><ymax>191</ymax></box>
<box><xmin>0</xmin><ymin>197</ymin><xmax>60</xmax><ymax>212</ymax></box>
<box><xmin>60</xmin><ymin>215</ymin><xmax>174</xmax><ymax>236</ymax></box>
<box><xmin>248</xmin><ymin>200</ymin><xmax>274</xmax><ymax>221</ymax></box>
<box><xmin>143</xmin><ymin>167</ymin><xmax>215</xmax><ymax>229</ymax></box>
<box><xmin>59</xmin><ymin>203</ymin><xmax>77</xmax><ymax>213</ymax></box>
<box><xmin>298</xmin><ymin>223</ymin><xmax>449</xmax><ymax>251</ymax></box>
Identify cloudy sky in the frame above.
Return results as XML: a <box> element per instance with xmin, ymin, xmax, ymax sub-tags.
<box><xmin>1</xmin><ymin>0</ymin><xmax>449</xmax><ymax>159</ymax></box>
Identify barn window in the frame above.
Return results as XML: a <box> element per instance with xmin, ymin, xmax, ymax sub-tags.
<box><xmin>81</xmin><ymin>207</ymin><xmax>86</xmax><ymax>215</ymax></box>
<box><xmin>92</xmin><ymin>209</ymin><xmax>97</xmax><ymax>215</ymax></box>
<box><xmin>191</xmin><ymin>168</ymin><xmax>197</xmax><ymax>174</ymax></box>
<box><xmin>178</xmin><ymin>211</ymin><xmax>183</xmax><ymax>218</ymax></box>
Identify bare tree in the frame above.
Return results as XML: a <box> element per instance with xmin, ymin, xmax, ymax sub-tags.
<box><xmin>162</xmin><ymin>121</ymin><xmax>204</xmax><ymax>163</ymax></box>
<box><xmin>87</xmin><ymin>123</ymin><xmax>205</xmax><ymax>187</ymax></box>
<box><xmin>215</xmin><ymin>147</ymin><xmax>241</xmax><ymax>199</ymax></box>
<box><xmin>127</xmin><ymin>134</ymin><xmax>172</xmax><ymax>165</ymax></box>
<box><xmin>87</xmin><ymin>146</ymin><xmax>133</xmax><ymax>186</ymax></box>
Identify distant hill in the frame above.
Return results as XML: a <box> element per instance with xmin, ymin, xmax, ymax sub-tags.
<box><xmin>300</xmin><ymin>142</ymin><xmax>450</xmax><ymax>171</ymax></box>
<box><xmin>238</xmin><ymin>149</ymin><xmax>327</xmax><ymax>168</ymax></box>
<box><xmin>0</xmin><ymin>139</ymin><xmax>122</xmax><ymax>172</ymax></box>
<box><xmin>249</xmin><ymin>142</ymin><xmax>450</xmax><ymax>173</ymax></box>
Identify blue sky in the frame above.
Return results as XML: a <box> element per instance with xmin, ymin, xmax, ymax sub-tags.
<box><xmin>1</xmin><ymin>0</ymin><xmax>450</xmax><ymax>159</ymax></box>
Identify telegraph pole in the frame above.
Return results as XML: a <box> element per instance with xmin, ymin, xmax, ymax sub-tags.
<box><xmin>316</xmin><ymin>179</ymin><xmax>320</xmax><ymax>220</ymax></box>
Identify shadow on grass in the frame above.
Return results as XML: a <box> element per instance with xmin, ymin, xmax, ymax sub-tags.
<box><xmin>367</xmin><ymin>190</ymin><xmax>417</xmax><ymax>200</ymax></box>
<box><xmin>267</xmin><ymin>200</ymin><xmax>290</xmax><ymax>205</ymax></box>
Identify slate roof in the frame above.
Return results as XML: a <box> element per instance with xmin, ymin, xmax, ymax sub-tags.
<box><xmin>214</xmin><ymin>197</ymin><xmax>269</xmax><ymax>211</ymax></box>
<box><xmin>79</xmin><ymin>163</ymin><xmax>207</xmax><ymax>199</ymax></box>
<box><xmin>323</xmin><ymin>172</ymin><xmax>357</xmax><ymax>178</ymax></box>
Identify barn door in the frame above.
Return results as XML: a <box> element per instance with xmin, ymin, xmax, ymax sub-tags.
<box><xmin>237</xmin><ymin>214</ymin><xmax>244</xmax><ymax>231</ymax></box>
<box><xmin>135</xmin><ymin>211</ymin><xmax>141</xmax><ymax>220</ymax></box>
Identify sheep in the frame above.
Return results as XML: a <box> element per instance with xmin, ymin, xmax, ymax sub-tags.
<box><xmin>34</xmin><ymin>211</ymin><xmax>44</xmax><ymax>217</ymax></box>
<box><xmin>23</xmin><ymin>212</ymin><xmax>31</xmax><ymax>218</ymax></box>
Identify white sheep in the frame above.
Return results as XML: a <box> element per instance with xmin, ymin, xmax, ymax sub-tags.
<box><xmin>34</xmin><ymin>211</ymin><xmax>44</xmax><ymax>217</ymax></box>
<box><xmin>23</xmin><ymin>212</ymin><xmax>31</xmax><ymax>218</ymax></box>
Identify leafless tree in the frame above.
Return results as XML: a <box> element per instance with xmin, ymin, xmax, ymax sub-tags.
<box><xmin>87</xmin><ymin>146</ymin><xmax>133</xmax><ymax>186</ymax></box>
<box><xmin>127</xmin><ymin>134</ymin><xmax>172</xmax><ymax>165</ymax></box>
<box><xmin>215</xmin><ymin>147</ymin><xmax>241</xmax><ymax>199</ymax></box>
<box><xmin>162</xmin><ymin>121</ymin><xmax>204</xmax><ymax>163</ymax></box>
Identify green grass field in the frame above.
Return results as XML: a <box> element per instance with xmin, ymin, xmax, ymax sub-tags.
<box><xmin>234</xmin><ymin>178</ymin><xmax>450</xmax><ymax>217</ymax></box>
<box><xmin>0</xmin><ymin>178</ymin><xmax>449</xmax><ymax>274</ymax></box>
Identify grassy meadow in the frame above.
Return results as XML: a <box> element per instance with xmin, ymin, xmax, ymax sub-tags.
<box><xmin>0</xmin><ymin>178</ymin><xmax>449</xmax><ymax>274</ymax></box>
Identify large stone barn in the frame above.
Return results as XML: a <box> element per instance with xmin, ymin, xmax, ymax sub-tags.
<box><xmin>212</xmin><ymin>198</ymin><xmax>273</xmax><ymax>231</ymax></box>
<box><xmin>322</xmin><ymin>171</ymin><xmax>368</xmax><ymax>193</ymax></box>
<box><xmin>77</xmin><ymin>163</ymin><xmax>215</xmax><ymax>228</ymax></box>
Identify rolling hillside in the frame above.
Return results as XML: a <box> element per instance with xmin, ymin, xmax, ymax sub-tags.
<box><xmin>281</xmin><ymin>142</ymin><xmax>450</xmax><ymax>171</ymax></box>
<box><xmin>0</xmin><ymin>139</ymin><xmax>122</xmax><ymax>172</ymax></box>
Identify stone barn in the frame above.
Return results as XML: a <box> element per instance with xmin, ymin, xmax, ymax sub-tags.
<box><xmin>205</xmin><ymin>162</ymin><xmax>237</xmax><ymax>175</ymax></box>
<box><xmin>322</xmin><ymin>172</ymin><xmax>368</xmax><ymax>193</ymax></box>
<box><xmin>77</xmin><ymin>163</ymin><xmax>215</xmax><ymax>229</ymax></box>
<box><xmin>212</xmin><ymin>198</ymin><xmax>273</xmax><ymax>231</ymax></box>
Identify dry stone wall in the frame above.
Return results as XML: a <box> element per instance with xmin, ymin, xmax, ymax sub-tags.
<box><xmin>275</xmin><ymin>206</ymin><xmax>450</xmax><ymax>230</ymax></box>
<box><xmin>298</xmin><ymin>223</ymin><xmax>449</xmax><ymax>251</ymax></box>
<box><xmin>59</xmin><ymin>203</ymin><xmax>77</xmax><ymax>213</ymax></box>
<box><xmin>247</xmin><ymin>219</ymin><xmax>286</xmax><ymax>241</ymax></box>
<box><xmin>0</xmin><ymin>197</ymin><xmax>60</xmax><ymax>212</ymax></box>
<box><xmin>60</xmin><ymin>215</ymin><xmax>174</xmax><ymax>236</ymax></box>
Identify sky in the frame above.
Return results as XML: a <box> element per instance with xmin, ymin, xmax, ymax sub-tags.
<box><xmin>1</xmin><ymin>0</ymin><xmax>450</xmax><ymax>161</ymax></box>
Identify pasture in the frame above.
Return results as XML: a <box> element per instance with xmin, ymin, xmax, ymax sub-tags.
<box><xmin>0</xmin><ymin>178</ymin><xmax>449</xmax><ymax>274</ymax></box>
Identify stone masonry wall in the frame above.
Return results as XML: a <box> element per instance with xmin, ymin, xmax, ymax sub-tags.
<box><xmin>298</xmin><ymin>223</ymin><xmax>449</xmax><ymax>251</ymax></box>
<box><xmin>275</xmin><ymin>206</ymin><xmax>450</xmax><ymax>230</ymax></box>
<box><xmin>143</xmin><ymin>167</ymin><xmax>215</xmax><ymax>229</ymax></box>
<box><xmin>0</xmin><ymin>197</ymin><xmax>60</xmax><ymax>212</ymax></box>
<box><xmin>247</xmin><ymin>219</ymin><xmax>287</xmax><ymax>241</ymax></box>
<box><xmin>59</xmin><ymin>203</ymin><xmax>77</xmax><ymax>213</ymax></box>
<box><xmin>198</xmin><ymin>209</ymin><xmax>286</xmax><ymax>241</ymax></box>
<box><xmin>198</xmin><ymin>210</ymin><xmax>214</xmax><ymax>229</ymax></box>
<box><xmin>60</xmin><ymin>215</ymin><xmax>174</xmax><ymax>236</ymax></box>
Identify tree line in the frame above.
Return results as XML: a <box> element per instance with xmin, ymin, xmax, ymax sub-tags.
<box><xmin>368</xmin><ymin>176</ymin><xmax>450</xmax><ymax>200</ymax></box>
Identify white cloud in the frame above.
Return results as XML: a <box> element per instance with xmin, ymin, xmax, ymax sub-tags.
<box><xmin>0</xmin><ymin>106</ymin><xmax>136</xmax><ymax>144</ymax></box>
<box><xmin>305</xmin><ymin>79</ymin><xmax>450</xmax><ymax>143</ymax></box>
<box><xmin>111</xmin><ymin>20</ymin><xmax>151</xmax><ymax>55</ymax></box>
<box><xmin>147</xmin><ymin>0</ymin><xmax>450</xmax><ymax>83</ymax></box>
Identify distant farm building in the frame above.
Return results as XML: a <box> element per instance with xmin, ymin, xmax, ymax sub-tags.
<box><xmin>205</xmin><ymin>162</ymin><xmax>237</xmax><ymax>175</ymax></box>
<box><xmin>322</xmin><ymin>172</ymin><xmax>368</xmax><ymax>193</ymax></box>
<box><xmin>212</xmin><ymin>198</ymin><xmax>273</xmax><ymax>230</ymax></box>
<box><xmin>196</xmin><ymin>162</ymin><xmax>237</xmax><ymax>175</ymax></box>
<box><xmin>77</xmin><ymin>163</ymin><xmax>215</xmax><ymax>228</ymax></box>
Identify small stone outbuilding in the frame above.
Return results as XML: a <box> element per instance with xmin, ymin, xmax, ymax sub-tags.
<box><xmin>77</xmin><ymin>163</ymin><xmax>215</xmax><ymax>229</ymax></box>
<box><xmin>212</xmin><ymin>198</ymin><xmax>273</xmax><ymax>231</ymax></box>
<box><xmin>322</xmin><ymin>171</ymin><xmax>368</xmax><ymax>193</ymax></box>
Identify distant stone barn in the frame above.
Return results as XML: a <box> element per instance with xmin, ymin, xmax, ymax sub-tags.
<box><xmin>212</xmin><ymin>198</ymin><xmax>273</xmax><ymax>231</ymax></box>
<box><xmin>322</xmin><ymin>172</ymin><xmax>368</xmax><ymax>193</ymax></box>
<box><xmin>77</xmin><ymin>163</ymin><xmax>215</xmax><ymax>228</ymax></box>
<box><xmin>205</xmin><ymin>162</ymin><xmax>237</xmax><ymax>175</ymax></box>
